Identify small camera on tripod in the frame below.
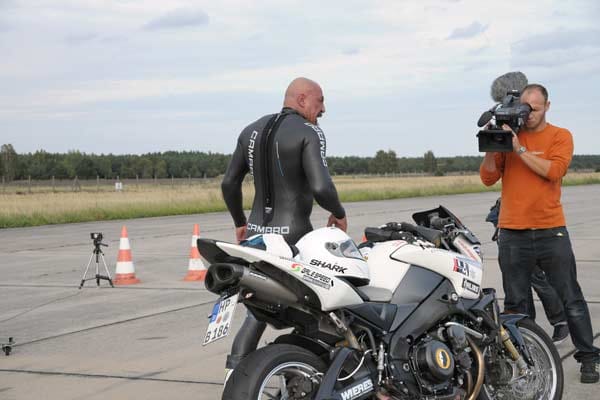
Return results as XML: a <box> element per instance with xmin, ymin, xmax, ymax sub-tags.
<box><xmin>80</xmin><ymin>232</ymin><xmax>113</xmax><ymax>288</ymax></box>
<box><xmin>90</xmin><ymin>232</ymin><xmax>105</xmax><ymax>247</ymax></box>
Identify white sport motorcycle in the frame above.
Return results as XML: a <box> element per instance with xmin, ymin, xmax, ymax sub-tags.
<box><xmin>200</xmin><ymin>206</ymin><xmax>563</xmax><ymax>400</ymax></box>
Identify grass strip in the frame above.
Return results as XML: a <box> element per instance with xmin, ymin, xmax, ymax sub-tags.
<box><xmin>1</xmin><ymin>174</ymin><xmax>598</xmax><ymax>228</ymax></box>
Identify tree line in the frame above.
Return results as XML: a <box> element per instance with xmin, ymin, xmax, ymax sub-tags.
<box><xmin>1</xmin><ymin>144</ymin><xmax>599</xmax><ymax>181</ymax></box>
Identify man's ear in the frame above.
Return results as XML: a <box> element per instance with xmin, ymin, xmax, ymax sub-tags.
<box><xmin>297</xmin><ymin>94</ymin><xmax>306</xmax><ymax>108</ymax></box>
<box><xmin>545</xmin><ymin>100</ymin><xmax>551</xmax><ymax>112</ymax></box>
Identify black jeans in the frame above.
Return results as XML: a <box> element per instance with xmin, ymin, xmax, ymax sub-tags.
<box><xmin>527</xmin><ymin>266</ymin><xmax>566</xmax><ymax>325</ymax></box>
<box><xmin>498</xmin><ymin>227</ymin><xmax>599</xmax><ymax>362</ymax></box>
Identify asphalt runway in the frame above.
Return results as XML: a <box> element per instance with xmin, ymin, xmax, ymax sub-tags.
<box><xmin>1</xmin><ymin>185</ymin><xmax>599</xmax><ymax>399</ymax></box>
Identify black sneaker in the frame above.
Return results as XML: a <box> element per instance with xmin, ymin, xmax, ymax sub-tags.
<box><xmin>551</xmin><ymin>323</ymin><xmax>569</xmax><ymax>345</ymax></box>
<box><xmin>580</xmin><ymin>360</ymin><xmax>599</xmax><ymax>384</ymax></box>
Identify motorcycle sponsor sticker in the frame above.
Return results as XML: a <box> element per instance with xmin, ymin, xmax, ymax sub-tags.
<box><xmin>453</xmin><ymin>258</ymin><xmax>471</xmax><ymax>277</ymax></box>
<box><xmin>309</xmin><ymin>258</ymin><xmax>348</xmax><ymax>274</ymax></box>
<box><xmin>462</xmin><ymin>278</ymin><xmax>480</xmax><ymax>295</ymax></box>
<box><xmin>454</xmin><ymin>256</ymin><xmax>482</xmax><ymax>281</ymax></box>
<box><xmin>290</xmin><ymin>262</ymin><xmax>302</xmax><ymax>272</ymax></box>
<box><xmin>340</xmin><ymin>378</ymin><xmax>374</xmax><ymax>400</ymax></box>
<box><xmin>290</xmin><ymin>262</ymin><xmax>334</xmax><ymax>289</ymax></box>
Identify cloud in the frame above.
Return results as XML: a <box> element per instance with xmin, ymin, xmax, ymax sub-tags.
<box><xmin>0</xmin><ymin>0</ymin><xmax>14</xmax><ymax>31</ymax></box>
<box><xmin>143</xmin><ymin>8</ymin><xmax>209</xmax><ymax>31</ymax></box>
<box><xmin>342</xmin><ymin>47</ymin><xmax>360</xmax><ymax>55</ymax></box>
<box><xmin>447</xmin><ymin>21</ymin><xmax>488</xmax><ymax>40</ymax></box>
<box><xmin>64</xmin><ymin>33</ymin><xmax>98</xmax><ymax>45</ymax></box>
<box><xmin>510</xmin><ymin>28</ymin><xmax>600</xmax><ymax>70</ymax></box>
<box><xmin>512</xmin><ymin>28</ymin><xmax>600</xmax><ymax>55</ymax></box>
<box><xmin>0</xmin><ymin>0</ymin><xmax>15</xmax><ymax>9</ymax></box>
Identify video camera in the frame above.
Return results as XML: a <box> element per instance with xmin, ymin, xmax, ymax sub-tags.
<box><xmin>476</xmin><ymin>71</ymin><xmax>532</xmax><ymax>152</ymax></box>
<box><xmin>477</xmin><ymin>91</ymin><xmax>531</xmax><ymax>152</ymax></box>
<box><xmin>90</xmin><ymin>232</ymin><xmax>106</xmax><ymax>247</ymax></box>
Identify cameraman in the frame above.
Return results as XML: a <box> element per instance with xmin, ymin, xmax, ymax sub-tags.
<box><xmin>486</xmin><ymin>198</ymin><xmax>568</xmax><ymax>345</ymax></box>
<box><xmin>480</xmin><ymin>83</ymin><xmax>599</xmax><ymax>383</ymax></box>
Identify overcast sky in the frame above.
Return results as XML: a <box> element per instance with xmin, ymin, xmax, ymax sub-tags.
<box><xmin>1</xmin><ymin>0</ymin><xmax>599</xmax><ymax>157</ymax></box>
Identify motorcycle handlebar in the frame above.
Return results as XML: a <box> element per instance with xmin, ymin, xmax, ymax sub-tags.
<box><xmin>369</xmin><ymin>221</ymin><xmax>445</xmax><ymax>247</ymax></box>
<box><xmin>429</xmin><ymin>216</ymin><xmax>453</xmax><ymax>231</ymax></box>
<box><xmin>400</xmin><ymin>222</ymin><xmax>443</xmax><ymax>247</ymax></box>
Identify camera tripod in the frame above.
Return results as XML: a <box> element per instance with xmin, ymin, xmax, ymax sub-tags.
<box><xmin>79</xmin><ymin>239</ymin><xmax>114</xmax><ymax>289</ymax></box>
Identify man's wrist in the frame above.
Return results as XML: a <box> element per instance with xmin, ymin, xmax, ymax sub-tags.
<box><xmin>516</xmin><ymin>146</ymin><xmax>527</xmax><ymax>155</ymax></box>
<box><xmin>334</xmin><ymin>209</ymin><xmax>346</xmax><ymax>220</ymax></box>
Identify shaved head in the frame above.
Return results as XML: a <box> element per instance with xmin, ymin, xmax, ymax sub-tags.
<box><xmin>283</xmin><ymin>77</ymin><xmax>325</xmax><ymax>124</ymax></box>
<box><xmin>284</xmin><ymin>77</ymin><xmax>320</xmax><ymax>103</ymax></box>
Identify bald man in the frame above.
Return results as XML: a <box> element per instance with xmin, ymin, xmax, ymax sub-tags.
<box><xmin>222</xmin><ymin>77</ymin><xmax>346</xmax><ymax>245</ymax></box>
<box><xmin>220</xmin><ymin>77</ymin><xmax>347</xmax><ymax>371</ymax></box>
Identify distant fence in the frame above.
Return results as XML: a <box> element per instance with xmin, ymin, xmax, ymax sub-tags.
<box><xmin>2</xmin><ymin>169</ymin><xmax>597</xmax><ymax>195</ymax></box>
<box><xmin>0</xmin><ymin>176</ymin><xmax>224</xmax><ymax>194</ymax></box>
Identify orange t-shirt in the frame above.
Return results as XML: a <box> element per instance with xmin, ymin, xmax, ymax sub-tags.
<box><xmin>479</xmin><ymin>123</ymin><xmax>573</xmax><ymax>229</ymax></box>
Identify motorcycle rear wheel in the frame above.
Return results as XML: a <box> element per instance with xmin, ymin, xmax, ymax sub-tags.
<box><xmin>222</xmin><ymin>343</ymin><xmax>326</xmax><ymax>400</ymax></box>
<box><xmin>479</xmin><ymin>318</ymin><xmax>563</xmax><ymax>400</ymax></box>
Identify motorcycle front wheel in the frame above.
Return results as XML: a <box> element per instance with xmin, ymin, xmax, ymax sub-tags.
<box><xmin>222</xmin><ymin>343</ymin><xmax>326</xmax><ymax>400</ymax></box>
<box><xmin>479</xmin><ymin>318</ymin><xmax>564</xmax><ymax>400</ymax></box>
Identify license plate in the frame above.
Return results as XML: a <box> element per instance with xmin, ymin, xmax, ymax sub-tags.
<box><xmin>203</xmin><ymin>293</ymin><xmax>238</xmax><ymax>346</ymax></box>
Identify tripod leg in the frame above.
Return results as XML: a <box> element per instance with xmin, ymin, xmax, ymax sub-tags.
<box><xmin>100</xmin><ymin>253</ymin><xmax>114</xmax><ymax>288</ymax></box>
<box><xmin>79</xmin><ymin>253</ymin><xmax>95</xmax><ymax>289</ymax></box>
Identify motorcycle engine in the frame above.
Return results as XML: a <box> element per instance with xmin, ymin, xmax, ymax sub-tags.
<box><xmin>415</xmin><ymin>339</ymin><xmax>455</xmax><ymax>385</ymax></box>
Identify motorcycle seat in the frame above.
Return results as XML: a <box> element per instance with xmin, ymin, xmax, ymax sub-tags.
<box><xmin>357</xmin><ymin>286</ymin><xmax>393</xmax><ymax>302</ymax></box>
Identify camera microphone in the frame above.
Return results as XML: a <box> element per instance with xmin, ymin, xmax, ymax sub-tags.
<box><xmin>490</xmin><ymin>71</ymin><xmax>528</xmax><ymax>102</ymax></box>
<box><xmin>479</xmin><ymin>71</ymin><xmax>528</xmax><ymax>128</ymax></box>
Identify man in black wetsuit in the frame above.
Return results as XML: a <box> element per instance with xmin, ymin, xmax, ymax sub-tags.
<box><xmin>222</xmin><ymin>76</ymin><xmax>347</xmax><ymax>244</ymax></box>
<box><xmin>221</xmin><ymin>77</ymin><xmax>347</xmax><ymax>370</ymax></box>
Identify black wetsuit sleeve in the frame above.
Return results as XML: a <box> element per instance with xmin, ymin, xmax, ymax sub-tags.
<box><xmin>221</xmin><ymin>138</ymin><xmax>249</xmax><ymax>227</ymax></box>
<box><xmin>302</xmin><ymin>129</ymin><xmax>346</xmax><ymax>219</ymax></box>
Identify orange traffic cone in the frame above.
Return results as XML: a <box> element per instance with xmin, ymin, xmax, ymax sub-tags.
<box><xmin>184</xmin><ymin>224</ymin><xmax>207</xmax><ymax>281</ymax></box>
<box><xmin>114</xmin><ymin>226</ymin><xmax>140</xmax><ymax>285</ymax></box>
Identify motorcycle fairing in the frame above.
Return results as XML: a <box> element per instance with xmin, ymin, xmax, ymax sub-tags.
<box><xmin>346</xmin><ymin>302</ymin><xmax>398</xmax><ymax>332</ymax></box>
<box><xmin>216</xmin><ymin>241</ymin><xmax>365</xmax><ymax>311</ymax></box>
<box><xmin>389</xmin><ymin>244</ymin><xmax>482</xmax><ymax>300</ymax></box>
<box><xmin>361</xmin><ymin>240</ymin><xmax>412</xmax><ymax>291</ymax></box>
<box><xmin>389</xmin><ymin>280</ymin><xmax>463</xmax><ymax>359</ymax></box>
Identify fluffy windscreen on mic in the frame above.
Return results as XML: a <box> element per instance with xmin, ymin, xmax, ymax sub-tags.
<box><xmin>490</xmin><ymin>71</ymin><xmax>528</xmax><ymax>102</ymax></box>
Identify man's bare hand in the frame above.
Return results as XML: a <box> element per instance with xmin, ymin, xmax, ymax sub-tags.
<box><xmin>327</xmin><ymin>214</ymin><xmax>347</xmax><ymax>232</ymax></box>
<box><xmin>235</xmin><ymin>225</ymin><xmax>247</xmax><ymax>243</ymax></box>
<box><xmin>502</xmin><ymin>124</ymin><xmax>521</xmax><ymax>152</ymax></box>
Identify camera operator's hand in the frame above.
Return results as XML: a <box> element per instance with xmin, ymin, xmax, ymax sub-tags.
<box><xmin>482</xmin><ymin>151</ymin><xmax>498</xmax><ymax>172</ymax></box>
<box><xmin>502</xmin><ymin>124</ymin><xmax>521</xmax><ymax>153</ymax></box>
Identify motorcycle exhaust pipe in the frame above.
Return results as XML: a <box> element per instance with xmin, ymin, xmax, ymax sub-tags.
<box><xmin>466</xmin><ymin>336</ymin><xmax>484</xmax><ymax>400</ymax></box>
<box><xmin>205</xmin><ymin>263</ymin><xmax>244</xmax><ymax>293</ymax></box>
<box><xmin>205</xmin><ymin>263</ymin><xmax>298</xmax><ymax>305</ymax></box>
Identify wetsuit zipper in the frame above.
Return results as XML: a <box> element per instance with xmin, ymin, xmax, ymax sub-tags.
<box><xmin>260</xmin><ymin>112</ymin><xmax>289</xmax><ymax>225</ymax></box>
